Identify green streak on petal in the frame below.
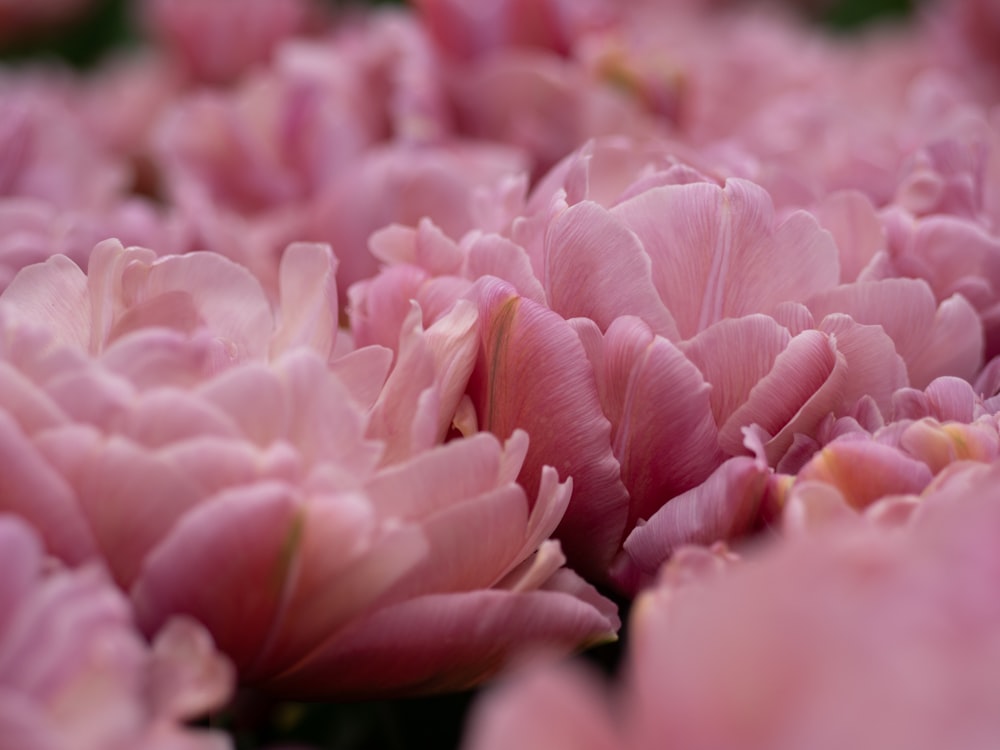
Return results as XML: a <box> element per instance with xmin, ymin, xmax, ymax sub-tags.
<box><xmin>272</xmin><ymin>509</ymin><xmax>304</xmax><ymax>594</ymax></box>
<box><xmin>485</xmin><ymin>296</ymin><xmax>520</xmax><ymax>431</ymax></box>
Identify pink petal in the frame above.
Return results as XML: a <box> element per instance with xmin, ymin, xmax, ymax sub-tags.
<box><xmin>543</xmin><ymin>200</ymin><xmax>678</xmax><ymax>338</ymax></box>
<box><xmin>681</xmin><ymin>315</ymin><xmax>791</xmax><ymax>428</ymax></box>
<box><xmin>132</xmin><ymin>483</ymin><xmax>304</xmax><ymax>671</ymax></box>
<box><xmin>0</xmin><ymin>415</ymin><xmax>97</xmax><ymax>565</ymax></box>
<box><xmin>597</xmin><ymin>316</ymin><xmax>721</xmax><ymax>528</ymax></box>
<box><xmin>120</xmin><ymin>250</ymin><xmax>274</xmax><ymax>361</ymax></box>
<box><xmin>807</xmin><ymin>278</ymin><xmax>983</xmax><ymax>388</ymax></box>
<box><xmin>816</xmin><ymin>313</ymin><xmax>908</xmax><ymax>415</ymax></box>
<box><xmin>796</xmin><ymin>439</ymin><xmax>934</xmax><ymax>510</ymax></box>
<box><xmin>463</xmin><ymin>661</ymin><xmax>620</xmax><ymax>750</ymax></box>
<box><xmin>269</xmin><ymin>242</ymin><xmax>339</xmax><ymax>360</ymax></box>
<box><xmin>0</xmin><ymin>253</ymin><xmax>91</xmax><ymax>351</ymax></box>
<box><xmin>812</xmin><ymin>189</ymin><xmax>885</xmax><ymax>283</ymax></box>
<box><xmin>466</xmin><ymin>232</ymin><xmax>547</xmax><ymax>306</ymax></box>
<box><xmin>721</xmin><ymin>329</ymin><xmax>846</xmax><ymax>460</ymax></box>
<box><xmin>263</xmin><ymin>588</ymin><xmax>618</xmax><ymax>699</ymax></box>
<box><xmin>624</xmin><ymin>454</ymin><xmax>771</xmax><ymax>576</ymax></box>
<box><xmin>469</xmin><ymin>277</ymin><xmax>629</xmax><ymax>578</ymax></box>
<box><xmin>611</xmin><ymin>179</ymin><xmax>839</xmax><ymax>338</ymax></box>
<box><xmin>148</xmin><ymin>617</ymin><xmax>235</xmax><ymax>722</ymax></box>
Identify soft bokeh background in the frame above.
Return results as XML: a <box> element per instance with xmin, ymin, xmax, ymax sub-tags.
<box><xmin>0</xmin><ymin>0</ymin><xmax>925</xmax><ymax>748</ymax></box>
<box><xmin>1</xmin><ymin>0</ymin><xmax>920</xmax><ymax>68</ymax></box>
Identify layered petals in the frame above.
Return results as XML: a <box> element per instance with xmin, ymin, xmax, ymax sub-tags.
<box><xmin>610</xmin><ymin>178</ymin><xmax>839</xmax><ymax>339</ymax></box>
<box><xmin>0</xmin><ymin>515</ymin><xmax>234</xmax><ymax>750</ymax></box>
<box><xmin>468</xmin><ymin>278</ymin><xmax>629</xmax><ymax>578</ymax></box>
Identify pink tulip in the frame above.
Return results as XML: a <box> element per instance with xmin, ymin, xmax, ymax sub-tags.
<box><xmin>0</xmin><ymin>79</ymin><xmax>127</xmax><ymax>212</ymax></box>
<box><xmin>0</xmin><ymin>198</ymin><xmax>192</xmax><ymax>293</ymax></box>
<box><xmin>142</xmin><ymin>0</ymin><xmax>314</xmax><ymax>85</ymax></box>
<box><xmin>413</xmin><ymin>0</ymin><xmax>618</xmax><ymax>60</ymax></box>
<box><xmin>347</xmin><ymin>135</ymin><xmax>992</xmax><ymax>586</ymax></box>
<box><xmin>0</xmin><ymin>245</ymin><xmax>618</xmax><ymax>698</ymax></box>
<box><xmin>464</xmin><ymin>470</ymin><xmax>1000</xmax><ymax>750</ymax></box>
<box><xmin>0</xmin><ymin>514</ymin><xmax>234</xmax><ymax>750</ymax></box>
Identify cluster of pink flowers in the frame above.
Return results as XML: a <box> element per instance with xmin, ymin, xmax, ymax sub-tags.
<box><xmin>2</xmin><ymin>0</ymin><xmax>1000</xmax><ymax>746</ymax></box>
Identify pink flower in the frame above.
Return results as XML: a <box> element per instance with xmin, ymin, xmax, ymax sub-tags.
<box><xmin>413</xmin><ymin>0</ymin><xmax>619</xmax><ymax>60</ymax></box>
<box><xmin>142</xmin><ymin>0</ymin><xmax>314</xmax><ymax>85</ymax></box>
<box><xmin>463</xmin><ymin>472</ymin><xmax>1000</xmax><ymax>750</ymax></box>
<box><xmin>0</xmin><ymin>79</ymin><xmax>127</xmax><ymax>212</ymax></box>
<box><xmin>0</xmin><ymin>514</ymin><xmax>233</xmax><ymax>750</ymax></box>
<box><xmin>0</xmin><ymin>243</ymin><xmax>618</xmax><ymax>697</ymax></box>
<box><xmin>351</xmin><ymin>139</ymin><xmax>989</xmax><ymax>587</ymax></box>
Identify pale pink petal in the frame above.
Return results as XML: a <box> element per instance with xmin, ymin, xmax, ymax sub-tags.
<box><xmin>0</xmin><ymin>254</ymin><xmax>91</xmax><ymax>350</ymax></box>
<box><xmin>681</xmin><ymin>315</ymin><xmax>791</xmax><ymax>428</ymax></box>
<box><xmin>113</xmin><ymin>390</ymin><xmax>242</xmax><ymax>448</ymax></box>
<box><xmin>118</xmin><ymin>250</ymin><xmax>274</xmax><ymax>361</ymax></box>
<box><xmin>148</xmin><ymin>617</ymin><xmax>235</xmax><ymax>722</ymax></box>
<box><xmin>369</xmin><ymin>219</ymin><xmax>465</xmax><ymax>276</ymax></box>
<box><xmin>543</xmin><ymin>201</ymin><xmax>678</xmax><ymax>338</ymax></box>
<box><xmin>0</xmin><ymin>415</ymin><xmax>97</xmax><ymax>565</ymax></box>
<box><xmin>196</xmin><ymin>364</ymin><xmax>290</xmax><ymax>448</ymax></box>
<box><xmin>611</xmin><ymin>179</ymin><xmax>839</xmax><ymax>338</ymax></box>
<box><xmin>812</xmin><ymin>189</ymin><xmax>885</xmax><ymax>283</ymax></box>
<box><xmin>348</xmin><ymin>265</ymin><xmax>431</xmax><ymax>350</ymax></box>
<box><xmin>269</xmin><ymin>242</ymin><xmax>339</xmax><ymax>360</ymax></box>
<box><xmin>327</xmin><ymin>345</ymin><xmax>394</xmax><ymax>410</ymax></box>
<box><xmin>897</xmin><ymin>418</ymin><xmax>1000</xmax><ymax>474</ymax></box>
<box><xmin>796</xmin><ymin>439</ymin><xmax>934</xmax><ymax>510</ymax></box>
<box><xmin>368</xmin><ymin>301</ymin><xmax>477</xmax><ymax>464</ymax></box>
<box><xmin>366</xmin><ymin>431</ymin><xmax>508</xmax><ymax>522</ymax></box>
<box><xmin>73</xmin><ymin>436</ymin><xmax>206</xmax><ymax>588</ymax></box>
<box><xmin>463</xmin><ymin>661</ymin><xmax>620</xmax><ymax>750</ymax></box>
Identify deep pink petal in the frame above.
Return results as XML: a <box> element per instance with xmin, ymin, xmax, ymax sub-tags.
<box><xmin>132</xmin><ymin>483</ymin><xmax>303</xmax><ymax>671</ymax></box>
<box><xmin>625</xmin><ymin>455</ymin><xmax>771</xmax><ymax>576</ymax></box>
<box><xmin>469</xmin><ymin>277</ymin><xmax>628</xmax><ymax>578</ymax></box>
<box><xmin>598</xmin><ymin>316</ymin><xmax>721</xmax><ymax>528</ymax></box>
<box><xmin>264</xmin><ymin>588</ymin><xmax>619</xmax><ymax>699</ymax></box>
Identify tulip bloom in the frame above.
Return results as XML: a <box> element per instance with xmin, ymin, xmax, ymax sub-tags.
<box><xmin>0</xmin><ymin>241</ymin><xmax>618</xmax><ymax>698</ymax></box>
<box><xmin>0</xmin><ymin>514</ymin><xmax>234</xmax><ymax>750</ymax></box>
<box><xmin>463</xmin><ymin>468</ymin><xmax>1000</xmax><ymax>750</ymax></box>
